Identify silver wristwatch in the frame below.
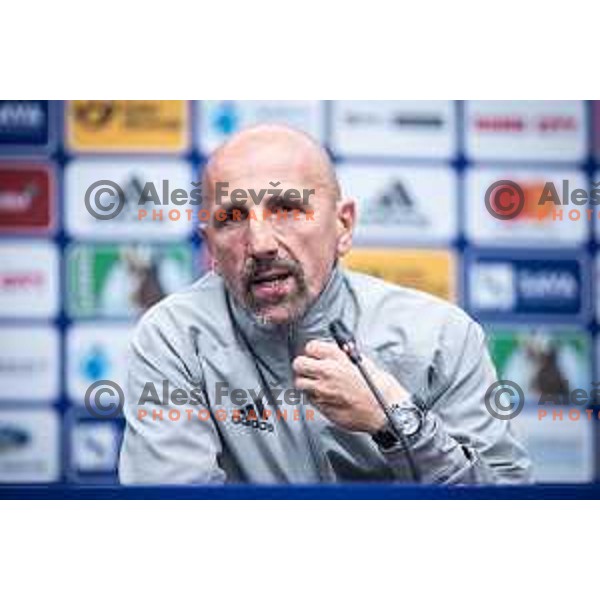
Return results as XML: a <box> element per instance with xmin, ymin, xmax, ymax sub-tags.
<box><xmin>389</xmin><ymin>403</ymin><xmax>423</xmax><ymax>437</ymax></box>
<box><xmin>372</xmin><ymin>401</ymin><xmax>424</xmax><ymax>449</ymax></box>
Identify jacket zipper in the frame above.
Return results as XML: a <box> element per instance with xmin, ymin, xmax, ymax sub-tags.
<box><xmin>286</xmin><ymin>323</ymin><xmax>328</xmax><ymax>481</ymax></box>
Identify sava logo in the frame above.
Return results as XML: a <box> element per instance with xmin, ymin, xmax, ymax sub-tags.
<box><xmin>518</xmin><ymin>270</ymin><xmax>578</xmax><ymax>299</ymax></box>
<box><xmin>231</xmin><ymin>404</ymin><xmax>274</xmax><ymax>433</ymax></box>
<box><xmin>468</xmin><ymin>255</ymin><xmax>585</xmax><ymax>318</ymax></box>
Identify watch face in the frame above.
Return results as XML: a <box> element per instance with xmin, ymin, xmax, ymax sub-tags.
<box><xmin>395</xmin><ymin>408</ymin><xmax>421</xmax><ymax>437</ymax></box>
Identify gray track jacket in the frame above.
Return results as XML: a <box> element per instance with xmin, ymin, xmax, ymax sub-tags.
<box><xmin>119</xmin><ymin>267</ymin><xmax>532</xmax><ymax>484</ymax></box>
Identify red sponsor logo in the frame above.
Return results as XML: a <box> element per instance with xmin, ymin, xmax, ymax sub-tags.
<box><xmin>514</xmin><ymin>182</ymin><xmax>552</xmax><ymax>221</ymax></box>
<box><xmin>0</xmin><ymin>271</ymin><xmax>46</xmax><ymax>291</ymax></box>
<box><xmin>0</xmin><ymin>163</ymin><xmax>54</xmax><ymax>232</ymax></box>
<box><xmin>474</xmin><ymin>115</ymin><xmax>578</xmax><ymax>133</ymax></box>
<box><xmin>489</xmin><ymin>180</ymin><xmax>553</xmax><ymax>222</ymax></box>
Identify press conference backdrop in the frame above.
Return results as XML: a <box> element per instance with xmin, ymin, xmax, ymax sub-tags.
<box><xmin>0</xmin><ymin>100</ymin><xmax>598</xmax><ymax>486</ymax></box>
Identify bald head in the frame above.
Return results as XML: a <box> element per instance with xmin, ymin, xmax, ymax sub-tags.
<box><xmin>202</xmin><ymin>124</ymin><xmax>341</xmax><ymax>206</ymax></box>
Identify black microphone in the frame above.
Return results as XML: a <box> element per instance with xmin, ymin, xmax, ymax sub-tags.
<box><xmin>329</xmin><ymin>319</ymin><xmax>421</xmax><ymax>483</ymax></box>
<box><xmin>329</xmin><ymin>320</ymin><xmax>361</xmax><ymax>363</ymax></box>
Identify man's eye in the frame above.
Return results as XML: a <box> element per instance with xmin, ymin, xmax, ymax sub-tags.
<box><xmin>278</xmin><ymin>201</ymin><xmax>303</xmax><ymax>213</ymax></box>
<box><xmin>214</xmin><ymin>208</ymin><xmax>248</xmax><ymax>228</ymax></box>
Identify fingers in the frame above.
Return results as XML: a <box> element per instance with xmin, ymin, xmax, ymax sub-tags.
<box><xmin>293</xmin><ymin>340</ymin><xmax>347</xmax><ymax>378</ymax></box>
<box><xmin>292</xmin><ymin>355</ymin><xmax>346</xmax><ymax>390</ymax></box>
<box><xmin>293</xmin><ymin>342</ymin><xmax>354</xmax><ymax>401</ymax></box>
<box><xmin>293</xmin><ymin>375</ymin><xmax>346</xmax><ymax>407</ymax></box>
<box><xmin>292</xmin><ymin>355</ymin><xmax>326</xmax><ymax>379</ymax></box>
<box><xmin>303</xmin><ymin>339</ymin><xmax>344</xmax><ymax>360</ymax></box>
<box><xmin>293</xmin><ymin>376</ymin><xmax>317</xmax><ymax>392</ymax></box>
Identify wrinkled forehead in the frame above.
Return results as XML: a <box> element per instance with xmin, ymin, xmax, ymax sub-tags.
<box><xmin>203</xmin><ymin>135</ymin><xmax>338</xmax><ymax>200</ymax></box>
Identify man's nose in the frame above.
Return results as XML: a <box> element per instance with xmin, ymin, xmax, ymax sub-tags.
<box><xmin>247</xmin><ymin>217</ymin><xmax>279</xmax><ymax>258</ymax></box>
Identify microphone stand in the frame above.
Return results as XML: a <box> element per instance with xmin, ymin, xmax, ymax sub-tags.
<box><xmin>329</xmin><ymin>320</ymin><xmax>421</xmax><ymax>483</ymax></box>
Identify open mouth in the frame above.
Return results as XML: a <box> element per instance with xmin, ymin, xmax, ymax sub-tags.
<box><xmin>251</xmin><ymin>269</ymin><xmax>292</xmax><ymax>286</ymax></box>
<box><xmin>248</xmin><ymin>268</ymin><xmax>296</xmax><ymax>302</ymax></box>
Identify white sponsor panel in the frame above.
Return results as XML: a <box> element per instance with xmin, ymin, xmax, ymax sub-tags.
<box><xmin>0</xmin><ymin>241</ymin><xmax>59</xmax><ymax>318</ymax></box>
<box><xmin>199</xmin><ymin>101</ymin><xmax>324</xmax><ymax>153</ymax></box>
<box><xmin>336</xmin><ymin>164</ymin><xmax>457</xmax><ymax>245</ymax></box>
<box><xmin>331</xmin><ymin>101</ymin><xmax>456</xmax><ymax>159</ymax></box>
<box><xmin>0</xmin><ymin>326</ymin><xmax>59</xmax><ymax>402</ymax></box>
<box><xmin>466</xmin><ymin>167</ymin><xmax>588</xmax><ymax>246</ymax></box>
<box><xmin>71</xmin><ymin>421</ymin><xmax>121</xmax><ymax>472</ymax></box>
<box><xmin>65</xmin><ymin>158</ymin><xmax>195</xmax><ymax>240</ymax></box>
<box><xmin>512</xmin><ymin>410</ymin><xmax>594</xmax><ymax>483</ymax></box>
<box><xmin>465</xmin><ymin>100</ymin><xmax>587</xmax><ymax>162</ymax></box>
<box><xmin>468</xmin><ymin>254</ymin><xmax>586</xmax><ymax>319</ymax></box>
<box><xmin>0</xmin><ymin>409</ymin><xmax>60</xmax><ymax>482</ymax></box>
<box><xmin>67</xmin><ymin>323</ymin><xmax>132</xmax><ymax>404</ymax></box>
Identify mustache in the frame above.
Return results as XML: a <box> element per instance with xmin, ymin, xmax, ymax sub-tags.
<box><xmin>243</xmin><ymin>257</ymin><xmax>304</xmax><ymax>289</ymax></box>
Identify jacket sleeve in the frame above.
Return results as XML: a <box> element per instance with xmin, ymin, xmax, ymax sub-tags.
<box><xmin>380</xmin><ymin>309</ymin><xmax>533</xmax><ymax>484</ymax></box>
<box><xmin>118</xmin><ymin>305</ymin><xmax>226</xmax><ymax>485</ymax></box>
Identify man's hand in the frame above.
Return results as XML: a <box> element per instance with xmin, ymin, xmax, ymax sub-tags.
<box><xmin>292</xmin><ymin>340</ymin><xmax>410</xmax><ymax>434</ymax></box>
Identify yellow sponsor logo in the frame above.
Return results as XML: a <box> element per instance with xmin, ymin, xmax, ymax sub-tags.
<box><xmin>343</xmin><ymin>248</ymin><xmax>456</xmax><ymax>301</ymax></box>
<box><xmin>67</xmin><ymin>101</ymin><xmax>188</xmax><ymax>152</ymax></box>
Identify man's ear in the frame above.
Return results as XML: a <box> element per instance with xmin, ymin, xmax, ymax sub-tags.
<box><xmin>336</xmin><ymin>198</ymin><xmax>356</xmax><ymax>257</ymax></box>
<box><xmin>200</xmin><ymin>226</ymin><xmax>220</xmax><ymax>273</ymax></box>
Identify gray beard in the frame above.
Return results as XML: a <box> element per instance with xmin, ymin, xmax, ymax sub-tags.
<box><xmin>244</xmin><ymin>274</ymin><xmax>310</xmax><ymax>326</ymax></box>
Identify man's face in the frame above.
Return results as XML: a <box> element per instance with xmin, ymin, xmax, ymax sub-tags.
<box><xmin>202</xmin><ymin>142</ymin><xmax>353</xmax><ymax>324</ymax></box>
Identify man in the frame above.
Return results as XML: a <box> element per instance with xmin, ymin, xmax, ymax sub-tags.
<box><xmin>119</xmin><ymin>125</ymin><xmax>531</xmax><ymax>484</ymax></box>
